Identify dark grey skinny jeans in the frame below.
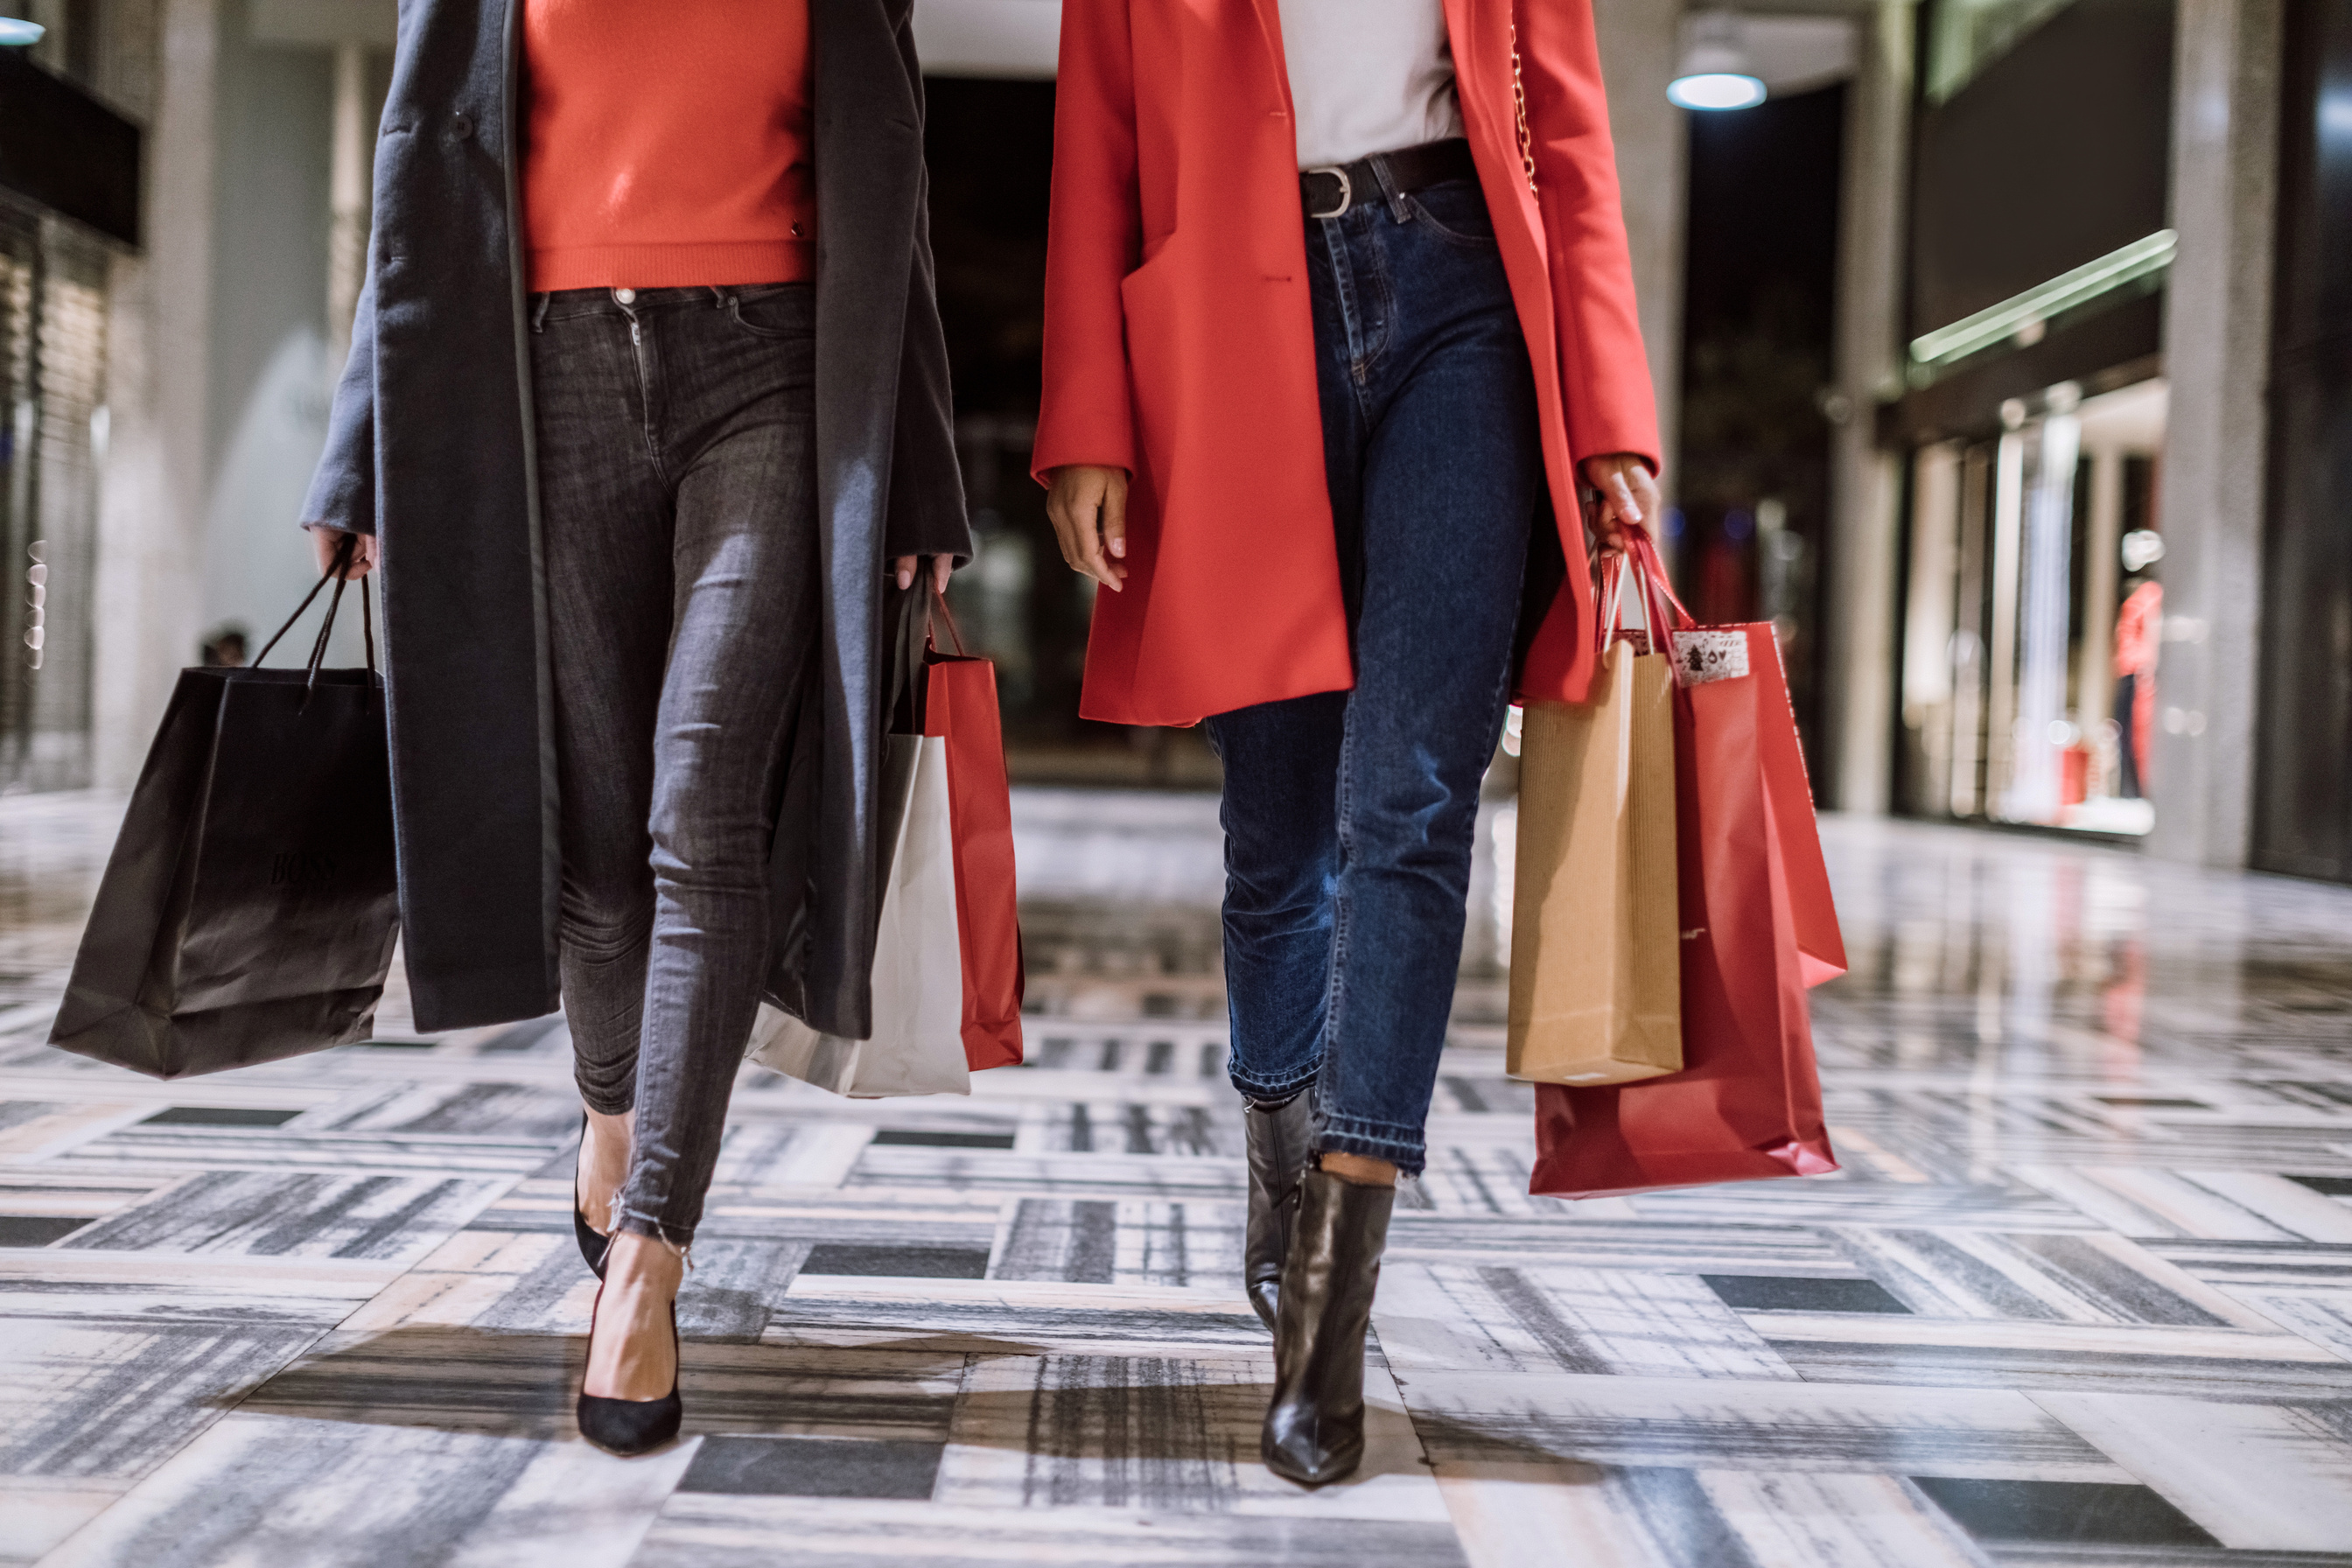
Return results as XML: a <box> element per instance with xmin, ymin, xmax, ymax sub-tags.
<box><xmin>531</xmin><ymin>282</ymin><xmax>818</xmax><ymax>1249</ymax></box>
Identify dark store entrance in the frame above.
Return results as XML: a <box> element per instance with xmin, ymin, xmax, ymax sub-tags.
<box><xmin>1673</xmin><ymin>83</ymin><xmax>1846</xmax><ymax>782</ymax></box>
<box><xmin>924</xmin><ymin>77</ymin><xmax>1218</xmax><ymax>786</ymax></box>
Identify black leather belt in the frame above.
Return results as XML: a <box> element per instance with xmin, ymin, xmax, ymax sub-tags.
<box><xmin>1300</xmin><ymin>137</ymin><xmax>1479</xmax><ymax>220</ymax></box>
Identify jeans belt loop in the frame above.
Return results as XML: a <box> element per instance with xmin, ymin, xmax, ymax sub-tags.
<box><xmin>529</xmin><ymin>292</ymin><xmax>551</xmax><ymax>333</ymax></box>
<box><xmin>1366</xmin><ymin>153</ymin><xmax>1412</xmax><ymax>224</ymax></box>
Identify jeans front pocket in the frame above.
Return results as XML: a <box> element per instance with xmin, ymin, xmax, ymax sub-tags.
<box><xmin>1404</xmin><ymin>182</ymin><xmax>1499</xmax><ymax>249</ymax></box>
<box><xmin>725</xmin><ymin>283</ymin><xmax>815</xmax><ymax>341</ymax></box>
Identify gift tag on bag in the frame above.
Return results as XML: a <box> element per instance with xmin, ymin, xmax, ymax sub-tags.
<box><xmin>1670</xmin><ymin>629</ymin><xmax>1749</xmax><ymax>686</ymax></box>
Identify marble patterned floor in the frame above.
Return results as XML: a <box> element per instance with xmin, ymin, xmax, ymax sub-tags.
<box><xmin>5</xmin><ymin>787</ymin><xmax>2352</xmax><ymax>1565</ymax></box>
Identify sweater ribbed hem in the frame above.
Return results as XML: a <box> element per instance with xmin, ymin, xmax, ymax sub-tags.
<box><xmin>529</xmin><ymin>239</ymin><xmax>814</xmax><ymax>293</ymax></box>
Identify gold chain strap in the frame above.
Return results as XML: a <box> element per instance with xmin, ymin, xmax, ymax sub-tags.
<box><xmin>1510</xmin><ymin>19</ymin><xmax>1537</xmax><ymax>193</ymax></box>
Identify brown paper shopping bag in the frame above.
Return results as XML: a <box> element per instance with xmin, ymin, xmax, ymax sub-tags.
<box><xmin>1507</xmin><ymin>560</ymin><xmax>1682</xmax><ymax>1085</ymax></box>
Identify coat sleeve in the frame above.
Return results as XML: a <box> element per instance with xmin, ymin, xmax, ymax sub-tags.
<box><xmin>299</xmin><ymin>254</ymin><xmax>380</xmax><ymax>535</ymax></box>
<box><xmin>883</xmin><ymin>10</ymin><xmax>973</xmax><ymax>564</ymax></box>
<box><xmin>1029</xmin><ymin>0</ymin><xmax>1141</xmax><ymax>482</ymax></box>
<box><xmin>1518</xmin><ymin>0</ymin><xmax>1662</xmax><ymax>474</ymax></box>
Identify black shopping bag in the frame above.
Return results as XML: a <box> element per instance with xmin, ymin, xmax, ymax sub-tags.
<box><xmin>48</xmin><ymin>547</ymin><xmax>399</xmax><ymax>1077</ymax></box>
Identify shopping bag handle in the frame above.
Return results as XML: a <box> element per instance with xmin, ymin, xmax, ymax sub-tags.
<box><xmin>925</xmin><ymin>578</ymin><xmax>968</xmax><ymax>658</ymax></box>
<box><xmin>253</xmin><ymin>533</ymin><xmax>378</xmax><ymax>697</ymax></box>
<box><xmin>1595</xmin><ymin>539</ymin><xmax>1687</xmax><ymax>654</ymax></box>
<box><xmin>1622</xmin><ymin>531</ymin><xmax>1692</xmax><ymax>641</ymax></box>
<box><xmin>1597</xmin><ymin>552</ymin><xmax>1640</xmax><ymax>652</ymax></box>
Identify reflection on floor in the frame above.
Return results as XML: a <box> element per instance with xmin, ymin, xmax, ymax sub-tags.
<box><xmin>4</xmin><ymin>788</ymin><xmax>2352</xmax><ymax>1565</ymax></box>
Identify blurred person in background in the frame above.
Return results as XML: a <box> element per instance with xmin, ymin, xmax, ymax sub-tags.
<box><xmin>198</xmin><ymin>626</ymin><xmax>247</xmax><ymax>668</ymax></box>
<box><xmin>298</xmin><ymin>0</ymin><xmax>967</xmax><ymax>1456</ymax></box>
<box><xmin>2114</xmin><ymin>573</ymin><xmax>2161</xmax><ymax>799</ymax></box>
<box><xmin>1035</xmin><ymin>0</ymin><xmax>1661</xmax><ymax>1488</ymax></box>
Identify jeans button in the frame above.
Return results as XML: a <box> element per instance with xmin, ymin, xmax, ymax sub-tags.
<box><xmin>451</xmin><ymin>111</ymin><xmax>473</xmax><ymax>140</ymax></box>
<box><xmin>615</xmin><ymin>287</ymin><xmax>637</xmax><ymax>305</ymax></box>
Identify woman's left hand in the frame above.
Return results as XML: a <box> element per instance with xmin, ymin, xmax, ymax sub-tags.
<box><xmin>1580</xmin><ymin>454</ymin><xmax>1662</xmax><ymax>556</ymax></box>
<box><xmin>892</xmin><ymin>555</ymin><xmax>953</xmax><ymax>593</ymax></box>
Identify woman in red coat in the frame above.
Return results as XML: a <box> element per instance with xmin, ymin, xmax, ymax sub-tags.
<box><xmin>1035</xmin><ymin>0</ymin><xmax>1661</xmax><ymax>1486</ymax></box>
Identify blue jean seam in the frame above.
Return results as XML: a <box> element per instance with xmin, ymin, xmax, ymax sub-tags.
<box><xmin>1228</xmin><ymin>1063</ymin><xmax>1319</xmax><ymax>1102</ymax></box>
<box><xmin>1318</xmin><ymin>1113</ymin><xmax>1424</xmax><ymax>1143</ymax></box>
<box><xmin>1318</xmin><ymin>215</ymin><xmax>1363</xmax><ymax>381</ymax></box>
<box><xmin>1315</xmin><ymin>691</ymin><xmax>1358</xmax><ymax>1113</ymax></box>
<box><xmin>1476</xmin><ymin>599</ymin><xmax>1520</xmax><ymax>754</ymax></box>
<box><xmin>1316</xmin><ymin>1114</ymin><xmax>1427</xmax><ymax>1174</ymax></box>
<box><xmin>1360</xmin><ymin>221</ymin><xmax>1396</xmax><ymax>382</ymax></box>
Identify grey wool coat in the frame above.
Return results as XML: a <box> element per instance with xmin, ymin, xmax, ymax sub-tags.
<box><xmin>298</xmin><ymin>0</ymin><xmax>970</xmax><ymax>1039</ymax></box>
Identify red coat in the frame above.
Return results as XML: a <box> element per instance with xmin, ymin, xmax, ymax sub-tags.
<box><xmin>1033</xmin><ymin>0</ymin><xmax>1661</xmax><ymax>726</ymax></box>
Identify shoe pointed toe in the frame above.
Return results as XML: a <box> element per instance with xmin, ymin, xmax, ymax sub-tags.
<box><xmin>1262</xmin><ymin>1409</ymin><xmax>1363</xmax><ymax>1488</ymax></box>
<box><xmin>576</xmin><ymin>1388</ymin><xmax>681</xmax><ymax>1456</ymax></box>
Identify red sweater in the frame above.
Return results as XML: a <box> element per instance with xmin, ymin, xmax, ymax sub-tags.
<box><xmin>522</xmin><ymin>0</ymin><xmax>815</xmax><ymax>290</ymax></box>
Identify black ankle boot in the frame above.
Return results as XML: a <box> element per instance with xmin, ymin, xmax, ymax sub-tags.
<box><xmin>1242</xmin><ymin>1093</ymin><xmax>1314</xmax><ymax>1331</ymax></box>
<box><xmin>1263</xmin><ymin>1166</ymin><xmax>1395</xmax><ymax>1488</ymax></box>
<box><xmin>577</xmin><ymin>1283</ymin><xmax>682</xmax><ymax>1456</ymax></box>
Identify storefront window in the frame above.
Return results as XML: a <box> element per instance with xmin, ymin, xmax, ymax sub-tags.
<box><xmin>1898</xmin><ymin>378</ymin><xmax>2165</xmax><ymax>834</ymax></box>
<box><xmin>0</xmin><ymin>206</ymin><xmax>107</xmax><ymax>794</ymax></box>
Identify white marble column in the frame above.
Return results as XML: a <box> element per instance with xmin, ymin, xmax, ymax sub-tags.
<box><xmin>1592</xmin><ymin>0</ymin><xmax>1688</xmax><ymax>486</ymax></box>
<box><xmin>2147</xmin><ymin>0</ymin><xmax>2282</xmax><ymax>869</ymax></box>
<box><xmin>1817</xmin><ymin>0</ymin><xmax>1915</xmax><ymax>814</ymax></box>
<box><xmin>93</xmin><ymin>0</ymin><xmax>218</xmax><ymax>789</ymax></box>
<box><xmin>326</xmin><ymin>41</ymin><xmax>369</xmax><ymax>370</ymax></box>
<box><xmin>2077</xmin><ymin>444</ymin><xmax>2124</xmax><ymax>760</ymax></box>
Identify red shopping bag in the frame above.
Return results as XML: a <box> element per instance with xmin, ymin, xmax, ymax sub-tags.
<box><xmin>1530</xmin><ymin>536</ymin><xmax>1842</xmax><ymax>1197</ymax></box>
<box><xmin>924</xmin><ymin>592</ymin><xmax>1026</xmax><ymax>1070</ymax></box>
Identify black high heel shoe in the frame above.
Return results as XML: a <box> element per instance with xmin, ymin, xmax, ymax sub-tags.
<box><xmin>1243</xmin><ymin>1093</ymin><xmax>1314</xmax><ymax>1331</ymax></box>
<box><xmin>573</xmin><ymin>1114</ymin><xmax>611</xmax><ymax>1279</ymax></box>
<box><xmin>577</xmin><ymin>1282</ymin><xmax>682</xmax><ymax>1456</ymax></box>
<box><xmin>1262</xmin><ymin>1166</ymin><xmax>1395</xmax><ymax>1488</ymax></box>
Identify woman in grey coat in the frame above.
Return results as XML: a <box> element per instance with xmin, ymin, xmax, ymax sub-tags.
<box><xmin>300</xmin><ymin>0</ymin><xmax>968</xmax><ymax>1454</ymax></box>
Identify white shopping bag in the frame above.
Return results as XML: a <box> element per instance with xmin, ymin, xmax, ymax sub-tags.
<box><xmin>746</xmin><ymin>735</ymin><xmax>971</xmax><ymax>1097</ymax></box>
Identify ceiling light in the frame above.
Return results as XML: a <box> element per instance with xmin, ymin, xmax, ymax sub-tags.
<box><xmin>1670</xmin><ymin>13</ymin><xmax>1767</xmax><ymax>110</ymax></box>
<box><xmin>0</xmin><ymin>18</ymin><xmax>43</xmax><ymax>45</ymax></box>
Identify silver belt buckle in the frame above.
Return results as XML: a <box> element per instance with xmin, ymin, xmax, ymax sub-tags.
<box><xmin>1305</xmin><ymin>166</ymin><xmax>1353</xmax><ymax>220</ymax></box>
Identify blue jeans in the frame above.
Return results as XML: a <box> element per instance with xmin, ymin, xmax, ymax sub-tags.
<box><xmin>1205</xmin><ymin>172</ymin><xmax>1542</xmax><ymax>1176</ymax></box>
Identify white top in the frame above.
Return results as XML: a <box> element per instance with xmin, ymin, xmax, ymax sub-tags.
<box><xmin>1278</xmin><ymin>0</ymin><xmax>1464</xmax><ymax>171</ymax></box>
